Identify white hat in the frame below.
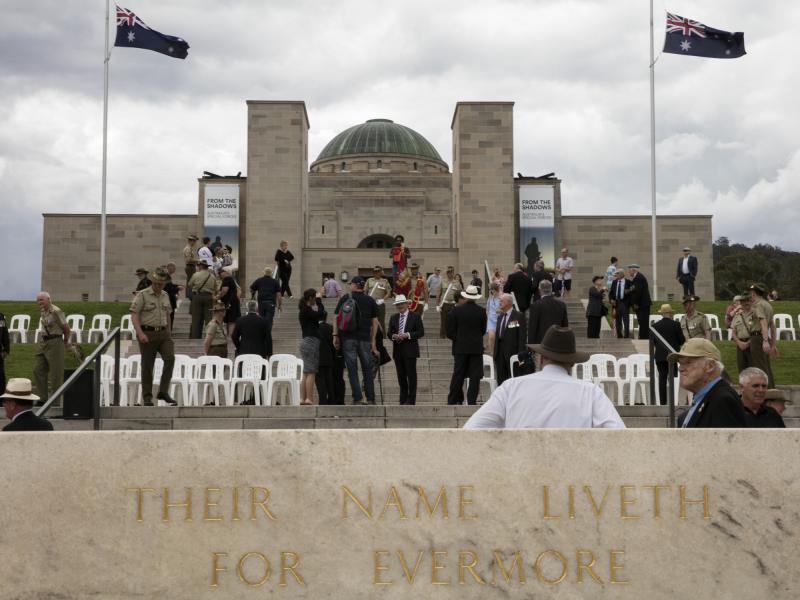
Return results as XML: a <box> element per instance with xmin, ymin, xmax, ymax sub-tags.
<box><xmin>393</xmin><ymin>295</ymin><xmax>409</xmax><ymax>305</ymax></box>
<box><xmin>0</xmin><ymin>378</ymin><xmax>40</xmax><ymax>402</ymax></box>
<box><xmin>461</xmin><ymin>285</ymin><xmax>481</xmax><ymax>300</ymax></box>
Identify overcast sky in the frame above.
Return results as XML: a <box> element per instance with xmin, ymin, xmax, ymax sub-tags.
<box><xmin>1</xmin><ymin>0</ymin><xmax>798</xmax><ymax>299</ymax></box>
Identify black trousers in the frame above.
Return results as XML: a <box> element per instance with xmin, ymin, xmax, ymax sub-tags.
<box><xmin>394</xmin><ymin>356</ymin><xmax>418</xmax><ymax>405</ymax></box>
<box><xmin>680</xmin><ymin>275</ymin><xmax>695</xmax><ymax>297</ymax></box>
<box><xmin>0</xmin><ymin>358</ymin><xmax>5</xmax><ymax>395</ymax></box>
<box><xmin>447</xmin><ymin>353</ymin><xmax>482</xmax><ymax>405</ymax></box>
<box><xmin>278</xmin><ymin>269</ymin><xmax>292</xmax><ymax>297</ymax></box>
<box><xmin>316</xmin><ymin>365</ymin><xmax>336</xmax><ymax>404</ymax></box>
<box><xmin>636</xmin><ymin>306</ymin><xmax>651</xmax><ymax>340</ymax></box>
<box><xmin>587</xmin><ymin>316</ymin><xmax>602</xmax><ymax>339</ymax></box>
<box><xmin>656</xmin><ymin>361</ymin><xmax>674</xmax><ymax>405</ymax></box>
<box><xmin>614</xmin><ymin>304</ymin><xmax>630</xmax><ymax>338</ymax></box>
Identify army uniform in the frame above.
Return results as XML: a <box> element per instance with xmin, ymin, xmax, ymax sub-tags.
<box><xmin>188</xmin><ymin>264</ymin><xmax>219</xmax><ymax>339</ymax></box>
<box><xmin>365</xmin><ymin>272</ymin><xmax>392</xmax><ymax>332</ymax></box>
<box><xmin>183</xmin><ymin>236</ymin><xmax>198</xmax><ymax>301</ymax></box>
<box><xmin>0</xmin><ymin>312</ymin><xmax>10</xmax><ymax>395</ymax></box>
<box><xmin>33</xmin><ymin>303</ymin><xmax>69</xmax><ymax>401</ymax></box>
<box><xmin>680</xmin><ymin>311</ymin><xmax>711</xmax><ymax>340</ymax></box>
<box><xmin>131</xmin><ymin>284</ymin><xmax>175</xmax><ymax>405</ymax></box>
<box><xmin>438</xmin><ymin>277</ymin><xmax>464</xmax><ymax>338</ymax></box>
<box><xmin>205</xmin><ymin>312</ymin><xmax>229</xmax><ymax>358</ymax></box>
<box><xmin>730</xmin><ymin>308</ymin><xmax>754</xmax><ymax>373</ymax></box>
<box><xmin>750</xmin><ymin>294</ymin><xmax>776</xmax><ymax>387</ymax></box>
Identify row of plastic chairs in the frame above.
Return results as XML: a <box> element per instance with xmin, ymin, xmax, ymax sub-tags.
<box><xmin>99</xmin><ymin>354</ymin><xmax>303</xmax><ymax>407</ymax></box>
<box><xmin>7</xmin><ymin>314</ymin><xmax>136</xmax><ymax>344</ymax></box>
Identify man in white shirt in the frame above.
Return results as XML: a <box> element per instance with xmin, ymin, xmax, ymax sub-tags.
<box><xmin>464</xmin><ymin>325</ymin><xmax>625</xmax><ymax>429</ymax></box>
<box><xmin>554</xmin><ymin>248</ymin><xmax>574</xmax><ymax>298</ymax></box>
<box><xmin>197</xmin><ymin>236</ymin><xmax>213</xmax><ymax>267</ymax></box>
<box><xmin>426</xmin><ymin>268</ymin><xmax>442</xmax><ymax>302</ymax></box>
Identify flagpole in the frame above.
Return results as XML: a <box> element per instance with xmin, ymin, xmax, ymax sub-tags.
<box><xmin>649</xmin><ymin>0</ymin><xmax>658</xmax><ymax>300</ymax></box>
<box><xmin>100</xmin><ymin>0</ymin><xmax>110</xmax><ymax>301</ymax></box>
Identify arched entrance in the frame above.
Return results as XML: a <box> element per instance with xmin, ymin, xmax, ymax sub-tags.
<box><xmin>357</xmin><ymin>234</ymin><xmax>395</xmax><ymax>249</ymax></box>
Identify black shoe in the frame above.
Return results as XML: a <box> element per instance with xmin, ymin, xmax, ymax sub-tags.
<box><xmin>143</xmin><ymin>400</ymin><xmax>154</xmax><ymax>406</ymax></box>
<box><xmin>157</xmin><ymin>393</ymin><xmax>177</xmax><ymax>406</ymax></box>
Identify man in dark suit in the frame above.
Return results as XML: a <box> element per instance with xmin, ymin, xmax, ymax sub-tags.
<box><xmin>608</xmin><ymin>269</ymin><xmax>630</xmax><ymax>338</ymax></box>
<box><xmin>676</xmin><ymin>246</ymin><xmax>698</xmax><ymax>297</ymax></box>
<box><xmin>493</xmin><ymin>294</ymin><xmax>527</xmax><ymax>385</ymax></box>
<box><xmin>503</xmin><ymin>263</ymin><xmax>534</xmax><ymax>313</ymax></box>
<box><xmin>2</xmin><ymin>378</ymin><xmax>53</xmax><ymax>432</ymax></box>
<box><xmin>446</xmin><ymin>286</ymin><xmax>487</xmax><ymax>405</ymax></box>
<box><xmin>528</xmin><ymin>280</ymin><xmax>568</xmax><ymax>345</ymax></box>
<box><xmin>652</xmin><ymin>304</ymin><xmax>685</xmax><ymax>405</ymax></box>
<box><xmin>670</xmin><ymin>339</ymin><xmax>746</xmax><ymax>427</ymax></box>
<box><xmin>388</xmin><ymin>295</ymin><xmax>425</xmax><ymax>405</ymax></box>
<box><xmin>232</xmin><ymin>301</ymin><xmax>270</xmax><ymax>358</ymax></box>
<box><xmin>626</xmin><ymin>264</ymin><xmax>652</xmax><ymax>340</ymax></box>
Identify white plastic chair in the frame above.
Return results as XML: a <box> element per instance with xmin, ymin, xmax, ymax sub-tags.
<box><xmin>648</xmin><ymin>315</ymin><xmax>662</xmax><ymax>327</ymax></box>
<box><xmin>120</xmin><ymin>314</ymin><xmax>136</xmax><ymax>340</ymax></box>
<box><xmin>628</xmin><ymin>314</ymin><xmax>639</xmax><ymax>337</ymax></box>
<box><xmin>508</xmin><ymin>355</ymin><xmax>522</xmax><ymax>379</ymax></box>
<box><xmin>190</xmin><ymin>356</ymin><xmax>230</xmax><ymax>406</ymax></box>
<box><xmin>119</xmin><ymin>355</ymin><xmax>141</xmax><ymax>407</ymax></box>
<box><xmin>230</xmin><ymin>354</ymin><xmax>268</xmax><ymax>406</ymax></box>
<box><xmin>480</xmin><ymin>354</ymin><xmax>497</xmax><ymax>395</ymax></box>
<box><xmin>98</xmin><ymin>355</ymin><xmax>115</xmax><ymax>406</ymax></box>
<box><xmin>9</xmin><ymin>315</ymin><xmax>30</xmax><ymax>343</ymax></box>
<box><xmin>265</xmin><ymin>354</ymin><xmax>303</xmax><ymax>406</ymax></box>
<box><xmin>592</xmin><ymin>354</ymin><xmax>625</xmax><ymax>404</ymax></box>
<box><xmin>625</xmin><ymin>353</ymin><xmax>651</xmax><ymax>405</ymax></box>
<box><xmin>673</xmin><ymin>313</ymin><xmax>685</xmax><ymax>323</ymax></box>
<box><xmin>774</xmin><ymin>314</ymin><xmax>796</xmax><ymax>341</ymax></box>
<box><xmin>571</xmin><ymin>360</ymin><xmax>593</xmax><ymax>382</ymax></box>
<box><xmin>88</xmin><ymin>314</ymin><xmax>112</xmax><ymax>343</ymax></box>
<box><xmin>169</xmin><ymin>355</ymin><xmax>195</xmax><ymax>406</ymax></box>
<box><xmin>66</xmin><ymin>314</ymin><xmax>85</xmax><ymax>344</ymax></box>
<box><xmin>706</xmin><ymin>314</ymin><xmax>724</xmax><ymax>341</ymax></box>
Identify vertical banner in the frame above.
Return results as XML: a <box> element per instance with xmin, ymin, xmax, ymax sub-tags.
<box><xmin>518</xmin><ymin>184</ymin><xmax>555</xmax><ymax>275</ymax></box>
<box><xmin>203</xmin><ymin>183</ymin><xmax>240</xmax><ymax>269</ymax></box>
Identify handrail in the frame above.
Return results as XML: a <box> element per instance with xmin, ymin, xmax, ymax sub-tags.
<box><xmin>37</xmin><ymin>327</ymin><xmax>122</xmax><ymax>430</ymax></box>
<box><xmin>648</xmin><ymin>327</ymin><xmax>678</xmax><ymax>428</ymax></box>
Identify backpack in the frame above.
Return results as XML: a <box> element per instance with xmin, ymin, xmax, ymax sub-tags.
<box><xmin>336</xmin><ymin>293</ymin><xmax>360</xmax><ymax>334</ymax></box>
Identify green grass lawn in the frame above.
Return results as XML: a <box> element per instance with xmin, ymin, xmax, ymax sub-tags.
<box><xmin>715</xmin><ymin>341</ymin><xmax>799</xmax><ymax>385</ymax></box>
<box><xmin>4</xmin><ymin>343</ymin><xmax>99</xmax><ymax>383</ymax></box>
<box><xmin>0</xmin><ymin>301</ymin><xmax>131</xmax><ymax>331</ymax></box>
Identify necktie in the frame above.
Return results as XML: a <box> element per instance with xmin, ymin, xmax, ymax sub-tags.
<box><xmin>399</xmin><ymin>312</ymin><xmax>406</xmax><ymax>335</ymax></box>
<box><xmin>499</xmin><ymin>313</ymin><xmax>507</xmax><ymax>338</ymax></box>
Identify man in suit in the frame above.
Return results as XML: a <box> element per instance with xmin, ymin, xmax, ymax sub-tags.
<box><xmin>493</xmin><ymin>294</ymin><xmax>527</xmax><ymax>385</ymax></box>
<box><xmin>626</xmin><ymin>264</ymin><xmax>652</xmax><ymax>340</ymax></box>
<box><xmin>232</xmin><ymin>301</ymin><xmax>270</xmax><ymax>358</ymax></box>
<box><xmin>676</xmin><ymin>246</ymin><xmax>698</xmax><ymax>297</ymax></box>
<box><xmin>530</xmin><ymin>260</ymin><xmax>553</xmax><ymax>302</ymax></box>
<box><xmin>608</xmin><ymin>268</ymin><xmax>630</xmax><ymax>338</ymax></box>
<box><xmin>388</xmin><ymin>295</ymin><xmax>425</xmax><ymax>405</ymax></box>
<box><xmin>652</xmin><ymin>304</ymin><xmax>685</xmax><ymax>405</ymax></box>
<box><xmin>2</xmin><ymin>378</ymin><xmax>54</xmax><ymax>432</ymax></box>
<box><xmin>528</xmin><ymin>280</ymin><xmax>568</xmax><ymax>345</ymax></box>
<box><xmin>503</xmin><ymin>263</ymin><xmax>534</xmax><ymax>313</ymax></box>
<box><xmin>670</xmin><ymin>339</ymin><xmax>746</xmax><ymax>427</ymax></box>
<box><xmin>446</xmin><ymin>286</ymin><xmax>487</xmax><ymax>405</ymax></box>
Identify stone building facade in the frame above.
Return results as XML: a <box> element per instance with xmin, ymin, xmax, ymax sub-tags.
<box><xmin>41</xmin><ymin>100</ymin><xmax>714</xmax><ymax>301</ymax></box>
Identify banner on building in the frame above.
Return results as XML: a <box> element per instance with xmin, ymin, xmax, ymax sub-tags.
<box><xmin>203</xmin><ymin>183</ymin><xmax>240</xmax><ymax>267</ymax></box>
<box><xmin>518</xmin><ymin>184</ymin><xmax>555</xmax><ymax>275</ymax></box>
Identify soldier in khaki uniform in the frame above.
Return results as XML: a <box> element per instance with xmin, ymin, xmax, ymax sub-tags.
<box><xmin>33</xmin><ymin>292</ymin><xmax>72</xmax><ymax>401</ymax></box>
<box><xmin>131</xmin><ymin>267</ymin><xmax>176</xmax><ymax>406</ymax></box>
<box><xmin>204</xmin><ymin>302</ymin><xmax>230</xmax><ymax>359</ymax></box>
<box><xmin>730</xmin><ymin>292</ymin><xmax>755</xmax><ymax>373</ymax></box>
<box><xmin>182</xmin><ymin>234</ymin><xmax>199</xmax><ymax>302</ymax></box>
<box><xmin>365</xmin><ymin>266</ymin><xmax>392</xmax><ymax>332</ymax></box>
<box><xmin>680</xmin><ymin>295</ymin><xmax>711</xmax><ymax>340</ymax></box>
<box><xmin>188</xmin><ymin>259</ymin><xmax>219</xmax><ymax>339</ymax></box>
<box><xmin>407</xmin><ymin>263</ymin><xmax>429</xmax><ymax>317</ymax></box>
<box><xmin>749</xmin><ymin>283</ymin><xmax>777</xmax><ymax>386</ymax></box>
<box><xmin>438</xmin><ymin>266</ymin><xmax>464</xmax><ymax>338</ymax></box>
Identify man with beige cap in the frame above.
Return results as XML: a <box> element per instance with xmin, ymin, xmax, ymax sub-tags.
<box><xmin>669</xmin><ymin>339</ymin><xmax>746</xmax><ymax>427</ymax></box>
<box><xmin>464</xmin><ymin>326</ymin><xmax>624</xmax><ymax>429</ymax></box>
<box><xmin>2</xmin><ymin>378</ymin><xmax>53</xmax><ymax>431</ymax></box>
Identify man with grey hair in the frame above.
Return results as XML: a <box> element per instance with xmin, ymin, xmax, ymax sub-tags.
<box><xmin>232</xmin><ymin>300</ymin><xmax>270</xmax><ymax>358</ymax></box>
<box><xmin>528</xmin><ymin>279</ymin><xmax>568</xmax><ymax>345</ymax></box>
<box><xmin>739</xmin><ymin>367</ymin><xmax>785</xmax><ymax>428</ymax></box>
<box><xmin>669</xmin><ymin>339</ymin><xmax>746</xmax><ymax>427</ymax></box>
<box><xmin>34</xmin><ymin>291</ymin><xmax>72</xmax><ymax>401</ymax></box>
<box><xmin>493</xmin><ymin>293</ymin><xmax>527</xmax><ymax>385</ymax></box>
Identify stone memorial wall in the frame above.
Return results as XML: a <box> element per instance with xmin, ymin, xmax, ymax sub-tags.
<box><xmin>1</xmin><ymin>429</ymin><xmax>797</xmax><ymax>598</ymax></box>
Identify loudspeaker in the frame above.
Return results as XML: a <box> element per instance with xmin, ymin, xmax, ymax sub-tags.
<box><xmin>63</xmin><ymin>369</ymin><xmax>94</xmax><ymax>419</ymax></box>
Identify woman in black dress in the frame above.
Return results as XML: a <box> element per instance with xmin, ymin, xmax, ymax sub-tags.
<box><xmin>215</xmin><ymin>267</ymin><xmax>241</xmax><ymax>336</ymax></box>
<box><xmin>275</xmin><ymin>240</ymin><xmax>294</xmax><ymax>298</ymax></box>
<box><xmin>298</xmin><ymin>288</ymin><xmax>326</xmax><ymax>405</ymax></box>
<box><xmin>586</xmin><ymin>275</ymin><xmax>607</xmax><ymax>339</ymax></box>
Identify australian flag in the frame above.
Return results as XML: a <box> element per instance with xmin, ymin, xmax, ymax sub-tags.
<box><xmin>663</xmin><ymin>13</ymin><xmax>745</xmax><ymax>59</ymax></box>
<box><xmin>115</xmin><ymin>6</ymin><xmax>189</xmax><ymax>59</ymax></box>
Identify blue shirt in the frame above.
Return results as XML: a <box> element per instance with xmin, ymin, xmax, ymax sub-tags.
<box><xmin>681</xmin><ymin>376</ymin><xmax>722</xmax><ymax>427</ymax></box>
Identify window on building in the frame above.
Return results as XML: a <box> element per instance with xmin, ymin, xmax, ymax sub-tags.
<box><xmin>413</xmin><ymin>162</ymin><xmax>418</xmax><ymax>171</ymax></box>
<box><xmin>434</xmin><ymin>225</ymin><xmax>438</xmax><ymax>235</ymax></box>
<box><xmin>376</xmin><ymin>159</ymin><xmax>383</xmax><ymax>169</ymax></box>
<box><xmin>357</xmin><ymin>234</ymin><xmax>395</xmax><ymax>249</ymax></box>
<box><xmin>341</xmin><ymin>162</ymin><xmax>346</xmax><ymax>171</ymax></box>
<box><xmin>321</xmin><ymin>225</ymin><xmax>325</xmax><ymax>235</ymax></box>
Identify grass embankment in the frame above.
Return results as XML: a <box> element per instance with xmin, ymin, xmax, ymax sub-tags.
<box><xmin>0</xmin><ymin>301</ymin><xmax>131</xmax><ymax>330</ymax></box>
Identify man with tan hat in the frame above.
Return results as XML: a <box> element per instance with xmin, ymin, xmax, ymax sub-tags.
<box><xmin>749</xmin><ymin>283</ymin><xmax>777</xmax><ymax>386</ymax></box>
<box><xmin>652</xmin><ymin>304</ymin><xmax>685</xmax><ymax>405</ymax></box>
<box><xmin>765</xmin><ymin>388</ymin><xmax>791</xmax><ymax>416</ymax></box>
<box><xmin>730</xmin><ymin>291</ymin><xmax>755</xmax><ymax>372</ymax></box>
<box><xmin>182</xmin><ymin>234</ymin><xmax>199</xmax><ymax>301</ymax></box>
<box><xmin>2</xmin><ymin>378</ymin><xmax>53</xmax><ymax>431</ymax></box>
<box><xmin>446</xmin><ymin>285</ymin><xmax>487</xmax><ymax>406</ymax></box>
<box><xmin>188</xmin><ymin>259</ymin><xmax>218</xmax><ymax>339</ymax></box>
<box><xmin>388</xmin><ymin>295</ymin><xmax>425</xmax><ymax>405</ymax></box>
<box><xmin>669</xmin><ymin>339</ymin><xmax>745</xmax><ymax>427</ymax></box>
<box><xmin>680</xmin><ymin>295</ymin><xmax>711</xmax><ymax>340</ymax></box>
<box><xmin>204</xmin><ymin>302</ymin><xmax>230</xmax><ymax>359</ymax></box>
<box><xmin>131</xmin><ymin>267</ymin><xmax>177</xmax><ymax>406</ymax></box>
<box><xmin>464</xmin><ymin>326</ymin><xmax>624</xmax><ymax>428</ymax></box>
<box><xmin>366</xmin><ymin>266</ymin><xmax>392</xmax><ymax>332</ymax></box>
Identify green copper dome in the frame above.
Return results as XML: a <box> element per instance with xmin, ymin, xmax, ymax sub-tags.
<box><xmin>316</xmin><ymin>119</ymin><xmax>445</xmax><ymax>164</ymax></box>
